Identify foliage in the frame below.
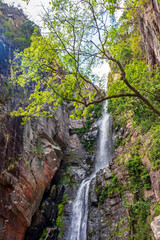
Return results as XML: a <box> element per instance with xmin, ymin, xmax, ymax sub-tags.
<box><xmin>125</xmin><ymin>153</ymin><xmax>151</xmax><ymax>194</ymax></box>
<box><xmin>56</xmin><ymin>203</ymin><xmax>64</xmax><ymax>239</ymax></box>
<box><xmin>76</xmin><ymin>102</ymin><xmax>103</xmax><ymax>151</ymax></box>
<box><xmin>55</xmin><ymin>193</ymin><xmax>70</xmax><ymax>239</ymax></box>
<box><xmin>32</xmin><ymin>145</ymin><xmax>44</xmax><ymax>158</ymax></box>
<box><xmin>98</xmin><ymin>173</ymin><xmax>124</xmax><ymax>205</ymax></box>
<box><xmin>0</xmin><ymin>3</ymin><xmax>39</xmax><ymax>50</ymax></box>
<box><xmin>39</xmin><ymin>229</ymin><xmax>47</xmax><ymax>240</ymax></box>
<box><xmin>110</xmin><ymin>217</ymin><xmax>129</xmax><ymax>239</ymax></box>
<box><xmin>122</xmin><ymin>147</ymin><xmax>152</xmax><ymax>238</ymax></box>
<box><xmin>11</xmin><ymin>0</ymin><xmax>160</xmax><ymax>122</ymax></box>
<box><xmin>98</xmin><ymin>159</ymin><xmax>152</xmax><ymax>237</ymax></box>
<box><xmin>98</xmin><ymin>147</ymin><xmax>152</xmax><ymax>236</ymax></box>
<box><xmin>148</xmin><ymin>125</ymin><xmax>160</xmax><ymax>169</ymax></box>
<box><xmin>108</xmin><ymin>60</ymin><xmax>160</xmax><ymax>130</ymax></box>
<box><xmin>129</xmin><ymin>198</ymin><xmax>152</xmax><ymax>240</ymax></box>
<box><xmin>58</xmin><ymin>175</ymin><xmax>70</xmax><ymax>185</ymax></box>
<box><xmin>154</xmin><ymin>202</ymin><xmax>160</xmax><ymax>217</ymax></box>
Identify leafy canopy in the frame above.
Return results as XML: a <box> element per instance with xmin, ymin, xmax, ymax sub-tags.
<box><xmin>11</xmin><ymin>0</ymin><xmax>160</xmax><ymax>121</ymax></box>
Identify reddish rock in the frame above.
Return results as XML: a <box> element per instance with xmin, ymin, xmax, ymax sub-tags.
<box><xmin>0</xmin><ymin>107</ymin><xmax>70</xmax><ymax>239</ymax></box>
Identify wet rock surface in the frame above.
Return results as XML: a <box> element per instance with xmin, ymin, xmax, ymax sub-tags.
<box><xmin>88</xmin><ymin>168</ymin><xmax>129</xmax><ymax>240</ymax></box>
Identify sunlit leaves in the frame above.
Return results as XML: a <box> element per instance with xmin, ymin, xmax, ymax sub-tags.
<box><xmin>13</xmin><ymin>0</ymin><xmax>160</xmax><ymax>121</ymax></box>
<box><xmin>11</xmin><ymin>28</ymin><xmax>100</xmax><ymax>120</ymax></box>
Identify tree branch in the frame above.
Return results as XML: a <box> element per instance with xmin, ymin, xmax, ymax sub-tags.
<box><xmin>91</xmin><ymin>41</ymin><xmax>160</xmax><ymax>116</ymax></box>
<box><xmin>85</xmin><ymin>93</ymin><xmax>137</xmax><ymax>107</ymax></box>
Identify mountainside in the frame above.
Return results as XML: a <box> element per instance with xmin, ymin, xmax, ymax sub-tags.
<box><xmin>0</xmin><ymin>1</ymin><xmax>160</xmax><ymax>240</ymax></box>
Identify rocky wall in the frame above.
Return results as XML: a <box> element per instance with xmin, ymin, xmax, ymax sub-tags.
<box><xmin>140</xmin><ymin>0</ymin><xmax>160</xmax><ymax>66</ymax></box>
<box><xmin>24</xmin><ymin>113</ymin><xmax>96</xmax><ymax>240</ymax></box>
<box><xmin>0</xmin><ymin>106</ymin><xmax>70</xmax><ymax>240</ymax></box>
<box><xmin>87</xmin><ymin>168</ymin><xmax>129</xmax><ymax>240</ymax></box>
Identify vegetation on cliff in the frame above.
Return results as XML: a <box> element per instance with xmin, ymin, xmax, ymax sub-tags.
<box><xmin>0</xmin><ymin>1</ymin><xmax>39</xmax><ymax>49</ymax></box>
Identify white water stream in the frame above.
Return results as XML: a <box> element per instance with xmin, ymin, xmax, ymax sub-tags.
<box><xmin>66</xmin><ymin>101</ymin><xmax>112</xmax><ymax>240</ymax></box>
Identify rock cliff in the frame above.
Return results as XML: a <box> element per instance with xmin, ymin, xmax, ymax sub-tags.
<box><xmin>140</xmin><ymin>0</ymin><xmax>160</xmax><ymax>66</ymax></box>
<box><xmin>0</xmin><ymin>106</ymin><xmax>71</xmax><ymax>240</ymax></box>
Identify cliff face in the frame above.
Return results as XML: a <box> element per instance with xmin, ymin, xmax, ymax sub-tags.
<box><xmin>88</xmin><ymin>168</ymin><xmax>129</xmax><ymax>240</ymax></box>
<box><xmin>140</xmin><ymin>0</ymin><xmax>160</xmax><ymax>66</ymax></box>
<box><xmin>0</xmin><ymin>106</ymin><xmax>71</xmax><ymax>240</ymax></box>
<box><xmin>24</xmin><ymin>109</ymin><xmax>99</xmax><ymax>239</ymax></box>
<box><xmin>0</xmin><ymin>36</ymin><xmax>14</xmax><ymax>74</ymax></box>
<box><xmin>0</xmin><ymin>1</ymin><xmax>38</xmax><ymax>73</ymax></box>
<box><xmin>0</xmin><ymin>4</ymin><xmax>70</xmax><ymax>239</ymax></box>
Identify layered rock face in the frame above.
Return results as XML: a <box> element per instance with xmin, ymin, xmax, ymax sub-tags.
<box><xmin>140</xmin><ymin>0</ymin><xmax>160</xmax><ymax>66</ymax></box>
<box><xmin>0</xmin><ymin>106</ymin><xmax>70</xmax><ymax>240</ymax></box>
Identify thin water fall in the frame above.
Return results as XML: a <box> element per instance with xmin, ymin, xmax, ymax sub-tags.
<box><xmin>66</xmin><ymin>101</ymin><xmax>112</xmax><ymax>240</ymax></box>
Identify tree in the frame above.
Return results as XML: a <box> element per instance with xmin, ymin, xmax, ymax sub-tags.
<box><xmin>11</xmin><ymin>0</ymin><xmax>160</xmax><ymax>121</ymax></box>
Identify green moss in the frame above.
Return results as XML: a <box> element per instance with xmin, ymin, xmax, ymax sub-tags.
<box><xmin>125</xmin><ymin>153</ymin><xmax>151</xmax><ymax>193</ymax></box>
<box><xmin>32</xmin><ymin>145</ymin><xmax>44</xmax><ymax>157</ymax></box>
<box><xmin>56</xmin><ymin>203</ymin><xmax>64</xmax><ymax>239</ymax></box>
<box><xmin>56</xmin><ymin>215</ymin><xmax>63</xmax><ymax>227</ymax></box>
<box><xmin>3</xmin><ymin>31</ymin><xmax>14</xmax><ymax>39</ymax></box>
<box><xmin>61</xmin><ymin>193</ymin><xmax>69</xmax><ymax>203</ymax></box>
<box><xmin>129</xmin><ymin>198</ymin><xmax>152</xmax><ymax>240</ymax></box>
<box><xmin>58</xmin><ymin>176</ymin><xmax>70</xmax><ymax>185</ymax></box>
<box><xmin>110</xmin><ymin>217</ymin><xmax>129</xmax><ymax>240</ymax></box>
<box><xmin>154</xmin><ymin>202</ymin><xmax>160</xmax><ymax>217</ymax></box>
<box><xmin>55</xmin><ymin>194</ymin><xmax>71</xmax><ymax>239</ymax></box>
<box><xmin>98</xmin><ymin>173</ymin><xmax>124</xmax><ymax>205</ymax></box>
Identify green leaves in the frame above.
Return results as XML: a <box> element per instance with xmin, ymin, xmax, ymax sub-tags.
<box><xmin>98</xmin><ymin>173</ymin><xmax>124</xmax><ymax>205</ymax></box>
<box><xmin>125</xmin><ymin>154</ymin><xmax>151</xmax><ymax>193</ymax></box>
<box><xmin>11</xmin><ymin>28</ymin><xmax>100</xmax><ymax>121</ymax></box>
<box><xmin>11</xmin><ymin>0</ymin><xmax>160</xmax><ymax>122</ymax></box>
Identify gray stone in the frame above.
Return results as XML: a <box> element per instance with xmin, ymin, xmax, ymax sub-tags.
<box><xmin>151</xmin><ymin>215</ymin><xmax>160</xmax><ymax>240</ymax></box>
<box><xmin>88</xmin><ymin>167</ymin><xmax>129</xmax><ymax>240</ymax></box>
<box><xmin>69</xmin><ymin>118</ymin><xmax>84</xmax><ymax>129</ymax></box>
<box><xmin>119</xmin><ymin>127</ymin><xmax>124</xmax><ymax>136</ymax></box>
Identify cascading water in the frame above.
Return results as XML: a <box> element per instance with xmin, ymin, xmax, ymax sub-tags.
<box><xmin>66</xmin><ymin>100</ymin><xmax>112</xmax><ymax>240</ymax></box>
<box><xmin>95</xmin><ymin>101</ymin><xmax>112</xmax><ymax>171</ymax></box>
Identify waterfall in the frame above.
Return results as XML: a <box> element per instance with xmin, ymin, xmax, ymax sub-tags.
<box><xmin>66</xmin><ymin>101</ymin><xmax>112</xmax><ymax>240</ymax></box>
<box><xmin>95</xmin><ymin>101</ymin><xmax>112</xmax><ymax>171</ymax></box>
